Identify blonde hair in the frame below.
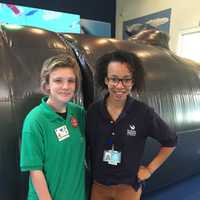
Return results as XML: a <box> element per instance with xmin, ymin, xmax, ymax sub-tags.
<box><xmin>40</xmin><ymin>54</ymin><xmax>81</xmax><ymax>94</ymax></box>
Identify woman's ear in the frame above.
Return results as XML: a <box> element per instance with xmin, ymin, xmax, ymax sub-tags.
<box><xmin>104</xmin><ymin>77</ymin><xmax>108</xmax><ymax>86</ymax></box>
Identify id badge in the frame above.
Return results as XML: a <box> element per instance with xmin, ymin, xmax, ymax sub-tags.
<box><xmin>103</xmin><ymin>146</ymin><xmax>121</xmax><ymax>166</ymax></box>
<box><xmin>55</xmin><ymin>125</ymin><xmax>70</xmax><ymax>141</ymax></box>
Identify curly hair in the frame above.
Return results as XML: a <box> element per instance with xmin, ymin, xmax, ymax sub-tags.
<box><xmin>40</xmin><ymin>53</ymin><xmax>81</xmax><ymax>94</ymax></box>
<box><xmin>95</xmin><ymin>50</ymin><xmax>145</xmax><ymax>93</ymax></box>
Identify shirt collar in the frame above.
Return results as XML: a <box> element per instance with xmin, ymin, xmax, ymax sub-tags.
<box><xmin>99</xmin><ymin>94</ymin><xmax>135</xmax><ymax>121</ymax></box>
<box><xmin>40</xmin><ymin>96</ymin><xmax>72</xmax><ymax>122</ymax></box>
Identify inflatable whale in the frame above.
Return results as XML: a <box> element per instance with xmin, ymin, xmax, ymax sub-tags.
<box><xmin>0</xmin><ymin>24</ymin><xmax>200</xmax><ymax>199</ymax></box>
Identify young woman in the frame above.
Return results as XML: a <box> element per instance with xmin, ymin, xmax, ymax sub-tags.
<box><xmin>20</xmin><ymin>54</ymin><xmax>86</xmax><ymax>200</ymax></box>
<box><xmin>86</xmin><ymin>50</ymin><xmax>177</xmax><ymax>200</ymax></box>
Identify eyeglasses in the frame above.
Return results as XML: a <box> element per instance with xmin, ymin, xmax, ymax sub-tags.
<box><xmin>106</xmin><ymin>77</ymin><xmax>133</xmax><ymax>87</ymax></box>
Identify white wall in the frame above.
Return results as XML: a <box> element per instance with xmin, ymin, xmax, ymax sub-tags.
<box><xmin>116</xmin><ymin>0</ymin><xmax>200</xmax><ymax>51</ymax></box>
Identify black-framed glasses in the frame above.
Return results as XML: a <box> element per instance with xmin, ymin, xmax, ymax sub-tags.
<box><xmin>106</xmin><ymin>77</ymin><xmax>133</xmax><ymax>87</ymax></box>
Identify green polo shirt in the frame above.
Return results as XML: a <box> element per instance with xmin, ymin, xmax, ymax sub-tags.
<box><xmin>20</xmin><ymin>97</ymin><xmax>86</xmax><ymax>200</ymax></box>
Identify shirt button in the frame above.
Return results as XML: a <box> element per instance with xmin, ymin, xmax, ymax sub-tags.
<box><xmin>112</xmin><ymin>132</ymin><xmax>115</xmax><ymax>136</ymax></box>
<box><xmin>110</xmin><ymin>121</ymin><xmax>114</xmax><ymax>124</ymax></box>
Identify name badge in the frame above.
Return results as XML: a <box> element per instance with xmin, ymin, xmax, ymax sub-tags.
<box><xmin>55</xmin><ymin>125</ymin><xmax>70</xmax><ymax>141</ymax></box>
<box><xmin>103</xmin><ymin>146</ymin><xmax>121</xmax><ymax>166</ymax></box>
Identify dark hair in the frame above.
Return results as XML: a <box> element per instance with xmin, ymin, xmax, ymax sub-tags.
<box><xmin>95</xmin><ymin>50</ymin><xmax>145</xmax><ymax>93</ymax></box>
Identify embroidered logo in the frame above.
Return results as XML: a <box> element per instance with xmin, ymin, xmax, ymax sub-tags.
<box><xmin>127</xmin><ymin>124</ymin><xmax>136</xmax><ymax>136</ymax></box>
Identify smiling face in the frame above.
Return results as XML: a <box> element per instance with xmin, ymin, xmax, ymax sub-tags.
<box><xmin>45</xmin><ymin>67</ymin><xmax>76</xmax><ymax>106</ymax></box>
<box><xmin>105</xmin><ymin>61</ymin><xmax>134</xmax><ymax>102</ymax></box>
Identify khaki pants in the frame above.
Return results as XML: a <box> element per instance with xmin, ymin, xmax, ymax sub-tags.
<box><xmin>91</xmin><ymin>181</ymin><xmax>142</xmax><ymax>200</ymax></box>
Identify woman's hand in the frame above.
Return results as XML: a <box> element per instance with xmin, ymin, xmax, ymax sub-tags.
<box><xmin>137</xmin><ymin>165</ymin><xmax>152</xmax><ymax>181</ymax></box>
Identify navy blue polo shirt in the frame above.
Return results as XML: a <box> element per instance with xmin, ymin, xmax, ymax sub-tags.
<box><xmin>86</xmin><ymin>95</ymin><xmax>177</xmax><ymax>189</ymax></box>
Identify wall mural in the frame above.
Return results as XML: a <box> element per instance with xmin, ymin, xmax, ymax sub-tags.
<box><xmin>0</xmin><ymin>3</ymin><xmax>80</xmax><ymax>33</ymax></box>
<box><xmin>80</xmin><ymin>18</ymin><xmax>111</xmax><ymax>37</ymax></box>
<box><xmin>123</xmin><ymin>8</ymin><xmax>171</xmax><ymax>39</ymax></box>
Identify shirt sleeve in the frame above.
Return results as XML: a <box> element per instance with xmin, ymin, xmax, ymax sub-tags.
<box><xmin>20</xmin><ymin>116</ymin><xmax>44</xmax><ymax>171</ymax></box>
<box><xmin>147</xmin><ymin>107</ymin><xmax>177</xmax><ymax>147</ymax></box>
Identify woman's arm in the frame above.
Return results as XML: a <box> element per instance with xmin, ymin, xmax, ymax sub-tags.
<box><xmin>30</xmin><ymin>170</ymin><xmax>52</xmax><ymax>200</ymax></box>
<box><xmin>137</xmin><ymin>146</ymin><xmax>175</xmax><ymax>181</ymax></box>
